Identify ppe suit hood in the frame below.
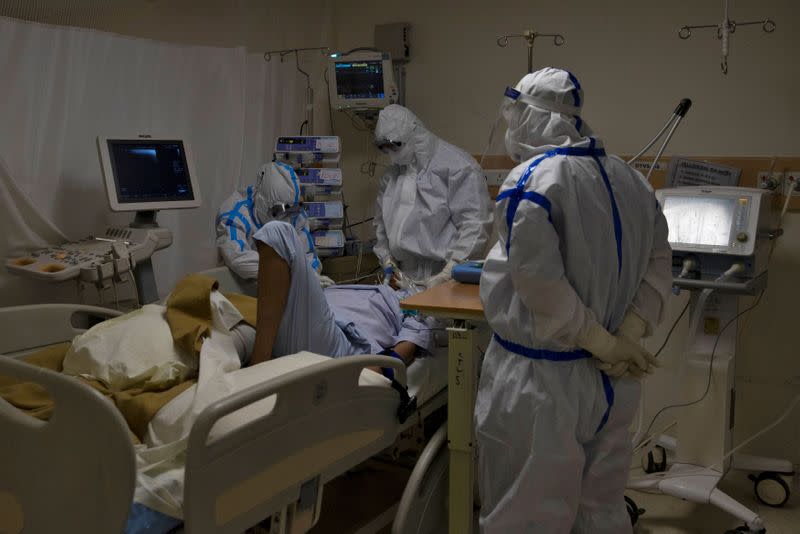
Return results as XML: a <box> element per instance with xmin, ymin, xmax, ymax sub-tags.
<box><xmin>504</xmin><ymin>67</ymin><xmax>594</xmax><ymax>162</ymax></box>
<box><xmin>254</xmin><ymin>162</ymin><xmax>300</xmax><ymax>226</ymax></box>
<box><xmin>375</xmin><ymin>104</ymin><xmax>437</xmax><ymax>170</ymax></box>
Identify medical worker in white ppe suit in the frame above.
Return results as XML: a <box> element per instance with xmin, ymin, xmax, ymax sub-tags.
<box><xmin>373</xmin><ymin>104</ymin><xmax>492</xmax><ymax>289</ymax></box>
<box><xmin>215</xmin><ymin>161</ymin><xmax>323</xmax><ymax>281</ymax></box>
<box><xmin>475</xmin><ymin>67</ymin><xmax>673</xmax><ymax>533</ymax></box>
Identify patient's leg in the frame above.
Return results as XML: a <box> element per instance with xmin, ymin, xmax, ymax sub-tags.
<box><xmin>249</xmin><ymin>221</ymin><xmax>358</xmax><ymax>365</ymax></box>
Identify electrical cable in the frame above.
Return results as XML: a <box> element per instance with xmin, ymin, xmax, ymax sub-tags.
<box><xmin>324</xmin><ymin>68</ymin><xmax>335</xmax><ymax>136</ymax></box>
<box><xmin>345</xmin><ymin>217</ymin><xmax>374</xmax><ymax>229</ymax></box>
<box><xmin>335</xmin><ymin>266</ymin><xmax>382</xmax><ymax>284</ymax></box>
<box><xmin>355</xmin><ymin>242</ymin><xmax>364</xmax><ymax>278</ymax></box>
<box><xmin>129</xmin><ymin>270</ymin><xmax>140</xmax><ymax>308</ymax></box>
<box><xmin>631</xmin><ymin>394</ymin><xmax>800</xmax><ymax>482</ymax></box>
<box><xmin>343</xmin><ymin>109</ymin><xmax>370</xmax><ymax>132</ymax></box>
<box><xmin>638</xmin><ymin>289</ymin><xmax>765</xmax><ymax>448</ymax></box>
<box><xmin>654</xmin><ymin>299</ymin><xmax>690</xmax><ymax>358</ymax></box>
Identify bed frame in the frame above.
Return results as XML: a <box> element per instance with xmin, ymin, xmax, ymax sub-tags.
<box><xmin>0</xmin><ymin>266</ymin><xmax>448</xmax><ymax>533</ymax></box>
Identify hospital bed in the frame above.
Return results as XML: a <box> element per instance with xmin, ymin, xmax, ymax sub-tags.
<box><xmin>0</xmin><ymin>266</ymin><xmax>449</xmax><ymax>533</ymax></box>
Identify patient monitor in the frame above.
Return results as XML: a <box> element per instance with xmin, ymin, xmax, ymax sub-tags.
<box><xmin>329</xmin><ymin>51</ymin><xmax>398</xmax><ymax>111</ymax></box>
<box><xmin>6</xmin><ymin>136</ymin><xmax>201</xmax><ymax>305</ymax></box>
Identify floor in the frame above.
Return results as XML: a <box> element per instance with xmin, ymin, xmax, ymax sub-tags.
<box><xmin>310</xmin><ymin>462</ymin><xmax>799</xmax><ymax>534</ymax></box>
<box><xmin>630</xmin><ymin>469</ymin><xmax>799</xmax><ymax>534</ymax></box>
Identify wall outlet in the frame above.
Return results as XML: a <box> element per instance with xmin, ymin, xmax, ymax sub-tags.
<box><xmin>758</xmin><ymin>171</ymin><xmax>785</xmax><ymax>191</ymax></box>
<box><xmin>787</xmin><ymin>171</ymin><xmax>800</xmax><ymax>196</ymax></box>
<box><xmin>485</xmin><ymin>169</ymin><xmax>509</xmax><ymax>187</ymax></box>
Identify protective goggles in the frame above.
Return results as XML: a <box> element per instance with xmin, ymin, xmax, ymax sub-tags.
<box><xmin>375</xmin><ymin>138</ymin><xmax>404</xmax><ymax>153</ymax></box>
<box><xmin>269</xmin><ymin>202</ymin><xmax>304</xmax><ymax>218</ymax></box>
<box><xmin>503</xmin><ymin>86</ymin><xmax>581</xmax><ymax>116</ymax></box>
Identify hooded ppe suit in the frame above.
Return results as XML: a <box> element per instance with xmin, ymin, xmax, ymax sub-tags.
<box><xmin>373</xmin><ymin>104</ymin><xmax>492</xmax><ymax>286</ymax></box>
<box><xmin>216</xmin><ymin>161</ymin><xmax>320</xmax><ymax>279</ymax></box>
<box><xmin>475</xmin><ymin>68</ymin><xmax>672</xmax><ymax>533</ymax></box>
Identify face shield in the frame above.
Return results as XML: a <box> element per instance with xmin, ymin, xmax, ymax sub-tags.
<box><xmin>479</xmin><ymin>84</ymin><xmax>584</xmax><ymax>165</ymax></box>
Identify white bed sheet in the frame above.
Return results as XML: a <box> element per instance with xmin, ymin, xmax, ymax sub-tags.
<box><xmin>136</xmin><ymin>347</ymin><xmax>448</xmax><ymax>520</ymax></box>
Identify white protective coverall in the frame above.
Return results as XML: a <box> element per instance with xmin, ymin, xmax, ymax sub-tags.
<box><xmin>215</xmin><ymin>161</ymin><xmax>320</xmax><ymax>280</ymax></box>
<box><xmin>373</xmin><ymin>104</ymin><xmax>492</xmax><ymax>286</ymax></box>
<box><xmin>475</xmin><ymin>68</ymin><xmax>672</xmax><ymax>533</ymax></box>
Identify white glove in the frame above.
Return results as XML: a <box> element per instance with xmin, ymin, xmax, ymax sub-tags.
<box><xmin>595</xmin><ymin>310</ymin><xmax>652</xmax><ymax>377</ymax></box>
<box><xmin>421</xmin><ymin>261</ymin><xmax>456</xmax><ymax>289</ymax></box>
<box><xmin>319</xmin><ymin>275</ymin><xmax>336</xmax><ymax>288</ymax></box>
<box><xmin>578</xmin><ymin>322</ymin><xmax>659</xmax><ymax>376</ymax></box>
<box><xmin>616</xmin><ymin>309</ymin><xmax>649</xmax><ymax>341</ymax></box>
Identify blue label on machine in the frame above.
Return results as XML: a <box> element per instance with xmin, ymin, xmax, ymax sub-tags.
<box><xmin>275</xmin><ymin>136</ymin><xmax>339</xmax><ymax>153</ymax></box>
<box><xmin>304</xmin><ymin>201</ymin><xmax>343</xmax><ymax>219</ymax></box>
<box><xmin>312</xmin><ymin>229</ymin><xmax>345</xmax><ymax>249</ymax></box>
<box><xmin>296</xmin><ymin>168</ymin><xmax>342</xmax><ymax>186</ymax></box>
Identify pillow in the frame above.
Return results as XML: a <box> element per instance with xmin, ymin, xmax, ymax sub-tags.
<box><xmin>63</xmin><ymin>304</ymin><xmax>196</xmax><ymax>390</ymax></box>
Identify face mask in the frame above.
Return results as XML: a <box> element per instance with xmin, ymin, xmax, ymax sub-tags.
<box><xmin>388</xmin><ymin>141</ymin><xmax>416</xmax><ymax>166</ymax></box>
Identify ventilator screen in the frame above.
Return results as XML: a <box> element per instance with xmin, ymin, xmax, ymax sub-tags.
<box><xmin>107</xmin><ymin>140</ymin><xmax>195</xmax><ymax>203</ymax></box>
<box><xmin>334</xmin><ymin>60</ymin><xmax>385</xmax><ymax>99</ymax></box>
<box><xmin>663</xmin><ymin>196</ymin><xmax>735</xmax><ymax>247</ymax></box>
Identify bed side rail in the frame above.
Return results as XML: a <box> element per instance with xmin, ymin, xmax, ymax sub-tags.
<box><xmin>184</xmin><ymin>355</ymin><xmax>408</xmax><ymax>534</ymax></box>
<box><xmin>0</xmin><ymin>357</ymin><xmax>135</xmax><ymax>533</ymax></box>
<box><xmin>0</xmin><ymin>304</ymin><xmax>122</xmax><ymax>355</ymax></box>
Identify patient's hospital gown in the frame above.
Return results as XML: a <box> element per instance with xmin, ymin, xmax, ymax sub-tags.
<box><xmin>243</xmin><ymin>220</ymin><xmax>438</xmax><ymax>361</ymax></box>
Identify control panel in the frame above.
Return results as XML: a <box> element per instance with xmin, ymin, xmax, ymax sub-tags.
<box><xmin>275</xmin><ymin>136</ymin><xmax>340</xmax><ymax>154</ymax></box>
<box><xmin>6</xmin><ymin>226</ymin><xmax>171</xmax><ymax>283</ymax></box>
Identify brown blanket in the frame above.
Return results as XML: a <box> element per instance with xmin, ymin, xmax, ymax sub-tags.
<box><xmin>0</xmin><ymin>274</ymin><xmax>258</xmax><ymax>442</ymax></box>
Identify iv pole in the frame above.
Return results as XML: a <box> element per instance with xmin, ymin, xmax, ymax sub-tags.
<box><xmin>496</xmin><ymin>29</ymin><xmax>566</xmax><ymax>73</ymax></box>
<box><xmin>677</xmin><ymin>0</ymin><xmax>775</xmax><ymax>74</ymax></box>
<box><xmin>264</xmin><ymin>47</ymin><xmax>330</xmax><ymax>135</ymax></box>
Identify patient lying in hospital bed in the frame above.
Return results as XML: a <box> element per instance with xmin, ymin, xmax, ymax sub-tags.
<box><xmin>1</xmin><ymin>222</ymin><xmax>446</xmax><ymax>532</ymax></box>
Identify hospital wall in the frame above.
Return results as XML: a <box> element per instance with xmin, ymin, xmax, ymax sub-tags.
<box><xmin>331</xmin><ymin>0</ymin><xmax>800</xmax><ymax>465</ymax></box>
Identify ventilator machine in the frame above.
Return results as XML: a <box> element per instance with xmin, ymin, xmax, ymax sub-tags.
<box><xmin>628</xmin><ymin>185</ymin><xmax>791</xmax><ymax>534</ymax></box>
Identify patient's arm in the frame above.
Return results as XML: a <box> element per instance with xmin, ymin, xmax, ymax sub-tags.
<box><xmin>250</xmin><ymin>241</ymin><xmax>290</xmax><ymax>365</ymax></box>
<box><xmin>367</xmin><ymin>340</ymin><xmax>418</xmax><ymax>376</ymax></box>
<box><xmin>392</xmin><ymin>341</ymin><xmax>417</xmax><ymax>366</ymax></box>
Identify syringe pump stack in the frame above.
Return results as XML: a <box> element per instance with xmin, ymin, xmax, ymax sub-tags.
<box><xmin>273</xmin><ymin>136</ymin><xmax>345</xmax><ymax>257</ymax></box>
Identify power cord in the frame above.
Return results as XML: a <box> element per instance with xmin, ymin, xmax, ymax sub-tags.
<box><xmin>654</xmin><ymin>299</ymin><xmax>690</xmax><ymax>358</ymax></box>
<box><xmin>324</xmin><ymin>68</ymin><xmax>335</xmax><ymax>136</ymax></box>
<box><xmin>638</xmin><ymin>289</ymin><xmax>765</xmax><ymax>449</ymax></box>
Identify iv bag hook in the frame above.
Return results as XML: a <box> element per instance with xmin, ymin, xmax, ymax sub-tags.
<box><xmin>264</xmin><ymin>46</ymin><xmax>329</xmax><ymax>135</ymax></box>
<box><xmin>497</xmin><ymin>29</ymin><xmax>566</xmax><ymax>73</ymax></box>
<box><xmin>677</xmin><ymin>0</ymin><xmax>775</xmax><ymax>74</ymax></box>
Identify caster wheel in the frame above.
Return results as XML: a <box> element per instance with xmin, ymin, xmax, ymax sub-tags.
<box><xmin>641</xmin><ymin>445</ymin><xmax>667</xmax><ymax>473</ymax></box>
<box><xmin>625</xmin><ymin>495</ymin><xmax>645</xmax><ymax>526</ymax></box>
<box><xmin>749</xmin><ymin>471</ymin><xmax>790</xmax><ymax>508</ymax></box>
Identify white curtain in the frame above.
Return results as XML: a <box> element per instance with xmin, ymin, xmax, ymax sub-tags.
<box><xmin>0</xmin><ymin>16</ymin><xmax>304</xmax><ymax>305</ymax></box>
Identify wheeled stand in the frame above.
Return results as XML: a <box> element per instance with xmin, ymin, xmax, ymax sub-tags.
<box><xmin>628</xmin><ymin>275</ymin><xmax>793</xmax><ymax>533</ymax></box>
